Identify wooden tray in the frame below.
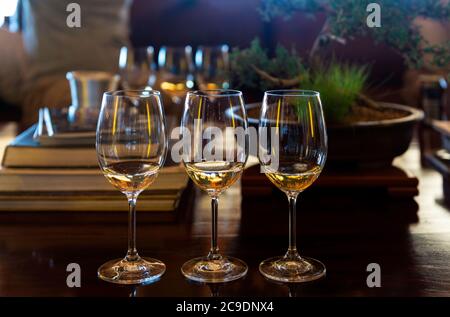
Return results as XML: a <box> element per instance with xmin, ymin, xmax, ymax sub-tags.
<box><xmin>242</xmin><ymin>165</ymin><xmax>419</xmax><ymax>199</ymax></box>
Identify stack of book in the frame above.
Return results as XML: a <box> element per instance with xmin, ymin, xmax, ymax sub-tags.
<box><xmin>0</xmin><ymin>126</ymin><xmax>189</xmax><ymax>218</ymax></box>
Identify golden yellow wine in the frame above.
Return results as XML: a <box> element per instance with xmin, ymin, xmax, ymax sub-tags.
<box><xmin>264</xmin><ymin>163</ymin><xmax>322</xmax><ymax>193</ymax></box>
<box><xmin>184</xmin><ymin>161</ymin><xmax>243</xmax><ymax>194</ymax></box>
<box><xmin>102</xmin><ymin>160</ymin><xmax>160</xmax><ymax>193</ymax></box>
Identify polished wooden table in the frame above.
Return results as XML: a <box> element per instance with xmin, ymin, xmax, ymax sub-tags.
<box><xmin>0</xmin><ymin>129</ymin><xmax>449</xmax><ymax>296</ymax></box>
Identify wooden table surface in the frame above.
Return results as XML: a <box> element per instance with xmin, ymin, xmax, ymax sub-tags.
<box><xmin>0</xmin><ymin>122</ymin><xmax>449</xmax><ymax>297</ymax></box>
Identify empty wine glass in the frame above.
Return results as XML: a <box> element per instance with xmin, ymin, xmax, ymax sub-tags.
<box><xmin>258</xmin><ymin>90</ymin><xmax>327</xmax><ymax>283</ymax></box>
<box><xmin>157</xmin><ymin>46</ymin><xmax>195</xmax><ymax>105</ymax></box>
<box><xmin>180</xmin><ymin>89</ymin><xmax>249</xmax><ymax>283</ymax></box>
<box><xmin>118</xmin><ymin>46</ymin><xmax>156</xmax><ymax>89</ymax></box>
<box><xmin>96</xmin><ymin>90</ymin><xmax>168</xmax><ymax>284</ymax></box>
<box><xmin>195</xmin><ymin>45</ymin><xmax>230</xmax><ymax>90</ymax></box>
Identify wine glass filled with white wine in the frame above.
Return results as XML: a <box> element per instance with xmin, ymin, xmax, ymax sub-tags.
<box><xmin>96</xmin><ymin>90</ymin><xmax>167</xmax><ymax>285</ymax></box>
<box><xmin>180</xmin><ymin>89</ymin><xmax>249</xmax><ymax>283</ymax></box>
<box><xmin>258</xmin><ymin>90</ymin><xmax>327</xmax><ymax>283</ymax></box>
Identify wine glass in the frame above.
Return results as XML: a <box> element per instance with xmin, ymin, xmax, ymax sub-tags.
<box><xmin>195</xmin><ymin>45</ymin><xmax>230</xmax><ymax>90</ymax></box>
<box><xmin>118</xmin><ymin>46</ymin><xmax>156</xmax><ymax>89</ymax></box>
<box><xmin>181</xmin><ymin>89</ymin><xmax>249</xmax><ymax>283</ymax></box>
<box><xmin>258</xmin><ymin>90</ymin><xmax>327</xmax><ymax>282</ymax></box>
<box><xmin>157</xmin><ymin>46</ymin><xmax>195</xmax><ymax>105</ymax></box>
<box><xmin>96</xmin><ymin>90</ymin><xmax>168</xmax><ymax>284</ymax></box>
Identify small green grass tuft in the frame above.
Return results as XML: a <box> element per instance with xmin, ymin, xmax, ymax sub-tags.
<box><xmin>303</xmin><ymin>63</ymin><xmax>369</xmax><ymax>123</ymax></box>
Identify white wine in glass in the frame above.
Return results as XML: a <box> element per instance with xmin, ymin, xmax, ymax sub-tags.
<box><xmin>102</xmin><ymin>161</ymin><xmax>161</xmax><ymax>193</ymax></box>
<box><xmin>259</xmin><ymin>90</ymin><xmax>327</xmax><ymax>283</ymax></box>
<box><xmin>184</xmin><ymin>161</ymin><xmax>244</xmax><ymax>193</ymax></box>
<box><xmin>96</xmin><ymin>90</ymin><xmax>168</xmax><ymax>285</ymax></box>
<box><xmin>264</xmin><ymin>163</ymin><xmax>322</xmax><ymax>192</ymax></box>
<box><xmin>181</xmin><ymin>89</ymin><xmax>249</xmax><ymax>283</ymax></box>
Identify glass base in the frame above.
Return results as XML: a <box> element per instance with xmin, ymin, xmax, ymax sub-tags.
<box><xmin>98</xmin><ymin>256</ymin><xmax>166</xmax><ymax>285</ymax></box>
<box><xmin>259</xmin><ymin>255</ymin><xmax>325</xmax><ymax>283</ymax></box>
<box><xmin>181</xmin><ymin>255</ymin><xmax>248</xmax><ymax>283</ymax></box>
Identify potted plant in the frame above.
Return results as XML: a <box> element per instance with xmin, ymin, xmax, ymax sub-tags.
<box><xmin>230</xmin><ymin>40</ymin><xmax>423</xmax><ymax>166</ymax></box>
<box><xmin>229</xmin><ymin>0</ymin><xmax>450</xmax><ymax>166</ymax></box>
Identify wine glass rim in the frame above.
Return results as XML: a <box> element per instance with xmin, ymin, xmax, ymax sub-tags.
<box><xmin>196</xmin><ymin>44</ymin><xmax>229</xmax><ymax>51</ymax></box>
<box><xmin>104</xmin><ymin>89</ymin><xmax>161</xmax><ymax>97</ymax></box>
<box><xmin>120</xmin><ymin>45</ymin><xmax>154</xmax><ymax>51</ymax></box>
<box><xmin>265</xmin><ymin>89</ymin><xmax>320</xmax><ymax>97</ymax></box>
<box><xmin>188</xmin><ymin>89</ymin><xmax>242</xmax><ymax>97</ymax></box>
<box><xmin>159</xmin><ymin>45</ymin><xmax>193</xmax><ymax>52</ymax></box>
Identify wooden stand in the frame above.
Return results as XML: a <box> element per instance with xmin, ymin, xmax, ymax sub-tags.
<box><xmin>240</xmin><ymin>165</ymin><xmax>420</xmax><ymax>236</ymax></box>
<box><xmin>242</xmin><ymin>165</ymin><xmax>419</xmax><ymax>199</ymax></box>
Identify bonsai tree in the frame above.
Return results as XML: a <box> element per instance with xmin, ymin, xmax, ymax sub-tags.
<box><xmin>259</xmin><ymin>0</ymin><xmax>450</xmax><ymax>69</ymax></box>
<box><xmin>229</xmin><ymin>0</ymin><xmax>450</xmax><ymax>123</ymax></box>
<box><xmin>230</xmin><ymin>40</ymin><xmax>377</xmax><ymax>123</ymax></box>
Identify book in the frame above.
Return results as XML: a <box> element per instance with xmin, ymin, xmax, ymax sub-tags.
<box><xmin>38</xmin><ymin>130</ymin><xmax>96</xmax><ymax>146</ymax></box>
<box><xmin>0</xmin><ymin>183</ymin><xmax>195</xmax><ymax>222</ymax></box>
<box><xmin>0</xmin><ymin>164</ymin><xmax>189</xmax><ymax>213</ymax></box>
<box><xmin>0</xmin><ymin>125</ymin><xmax>192</xmax><ymax>215</ymax></box>
<box><xmin>0</xmin><ymin>197</ymin><xmax>179</xmax><ymax>212</ymax></box>
<box><xmin>0</xmin><ymin>164</ymin><xmax>188</xmax><ymax>193</ymax></box>
<box><xmin>2</xmin><ymin>125</ymin><xmax>98</xmax><ymax>168</ymax></box>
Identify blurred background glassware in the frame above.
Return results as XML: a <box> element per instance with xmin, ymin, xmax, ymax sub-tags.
<box><xmin>157</xmin><ymin>46</ymin><xmax>194</xmax><ymax>105</ymax></box>
<box><xmin>118</xmin><ymin>46</ymin><xmax>156</xmax><ymax>90</ymax></box>
<box><xmin>258</xmin><ymin>90</ymin><xmax>328</xmax><ymax>283</ymax></box>
<box><xmin>181</xmin><ymin>89</ymin><xmax>249</xmax><ymax>283</ymax></box>
<box><xmin>32</xmin><ymin>106</ymin><xmax>74</xmax><ymax>138</ymax></box>
<box><xmin>96</xmin><ymin>89</ymin><xmax>168</xmax><ymax>285</ymax></box>
<box><xmin>32</xmin><ymin>107</ymin><xmax>97</xmax><ymax>146</ymax></box>
<box><xmin>33</xmin><ymin>107</ymin><xmax>54</xmax><ymax>139</ymax></box>
<box><xmin>66</xmin><ymin>71</ymin><xmax>120</xmax><ymax>130</ymax></box>
<box><xmin>195</xmin><ymin>45</ymin><xmax>230</xmax><ymax>90</ymax></box>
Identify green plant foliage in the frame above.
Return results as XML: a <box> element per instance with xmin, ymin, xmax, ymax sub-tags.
<box><xmin>304</xmin><ymin>63</ymin><xmax>369</xmax><ymax>123</ymax></box>
<box><xmin>259</xmin><ymin>0</ymin><xmax>450</xmax><ymax>69</ymax></box>
<box><xmin>268</xmin><ymin>45</ymin><xmax>306</xmax><ymax>79</ymax></box>
<box><xmin>229</xmin><ymin>40</ymin><xmax>369</xmax><ymax>123</ymax></box>
<box><xmin>230</xmin><ymin>39</ymin><xmax>306</xmax><ymax>91</ymax></box>
<box><xmin>424</xmin><ymin>42</ymin><xmax>450</xmax><ymax>69</ymax></box>
<box><xmin>258</xmin><ymin>0</ymin><xmax>321</xmax><ymax>20</ymax></box>
<box><xmin>229</xmin><ymin>39</ymin><xmax>268</xmax><ymax>91</ymax></box>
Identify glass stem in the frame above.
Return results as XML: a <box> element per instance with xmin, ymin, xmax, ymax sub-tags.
<box><xmin>126</xmin><ymin>195</ymin><xmax>139</xmax><ymax>262</ymax></box>
<box><xmin>208</xmin><ymin>196</ymin><xmax>221</xmax><ymax>260</ymax></box>
<box><xmin>286</xmin><ymin>193</ymin><xmax>300</xmax><ymax>259</ymax></box>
